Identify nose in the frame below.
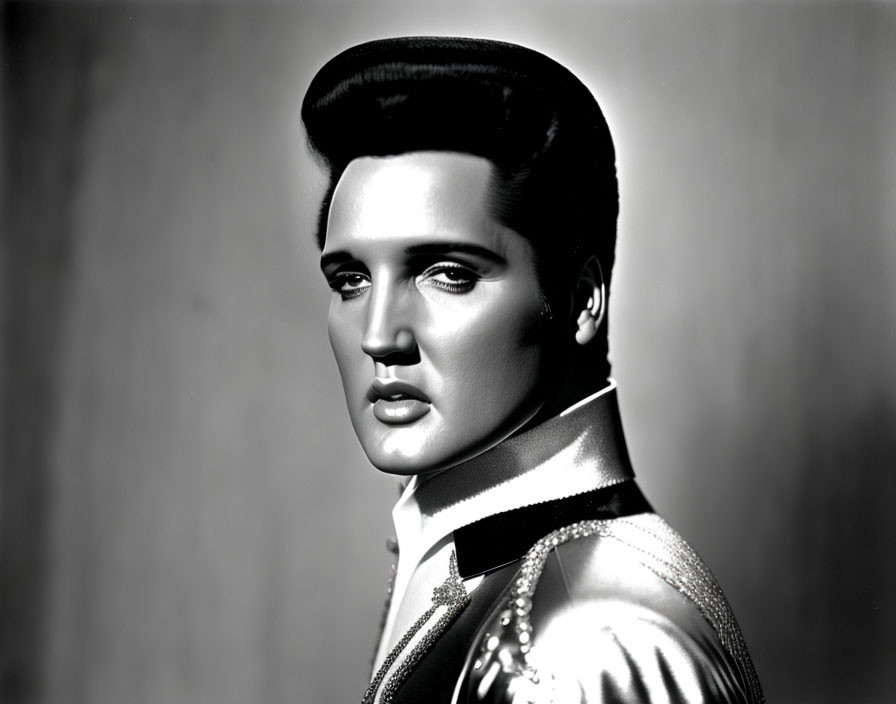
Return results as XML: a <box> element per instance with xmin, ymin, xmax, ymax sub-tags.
<box><xmin>360</xmin><ymin>278</ymin><xmax>417</xmax><ymax>362</ymax></box>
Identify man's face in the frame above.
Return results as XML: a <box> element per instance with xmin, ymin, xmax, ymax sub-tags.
<box><xmin>320</xmin><ymin>151</ymin><xmax>555</xmax><ymax>475</ymax></box>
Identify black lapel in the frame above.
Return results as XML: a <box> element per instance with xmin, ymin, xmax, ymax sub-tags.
<box><xmin>453</xmin><ymin>480</ymin><xmax>652</xmax><ymax>580</ymax></box>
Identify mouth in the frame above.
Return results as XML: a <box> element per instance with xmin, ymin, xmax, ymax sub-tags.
<box><xmin>368</xmin><ymin>378</ymin><xmax>432</xmax><ymax>424</ymax></box>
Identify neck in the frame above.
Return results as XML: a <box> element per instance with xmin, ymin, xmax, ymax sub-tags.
<box><xmin>398</xmin><ymin>380</ymin><xmax>632</xmax><ymax>534</ymax></box>
<box><xmin>516</xmin><ymin>352</ymin><xmax>612</xmax><ymax>436</ymax></box>
<box><xmin>379</xmin><ymin>381</ymin><xmax>636</xmax><ymax>670</ymax></box>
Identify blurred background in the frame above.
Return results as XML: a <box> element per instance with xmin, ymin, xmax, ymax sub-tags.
<box><xmin>1</xmin><ymin>1</ymin><xmax>894</xmax><ymax>702</ymax></box>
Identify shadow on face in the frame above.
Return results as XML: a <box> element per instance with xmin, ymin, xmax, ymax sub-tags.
<box><xmin>320</xmin><ymin>151</ymin><xmax>561</xmax><ymax>475</ymax></box>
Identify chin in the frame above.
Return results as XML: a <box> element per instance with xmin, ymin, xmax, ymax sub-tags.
<box><xmin>354</xmin><ymin>420</ymin><xmax>447</xmax><ymax>475</ymax></box>
<box><xmin>362</xmin><ymin>435</ymin><xmax>500</xmax><ymax>477</ymax></box>
<box><xmin>365</xmin><ymin>450</ymin><xmax>443</xmax><ymax>476</ymax></box>
<box><xmin>372</xmin><ymin>461</ymin><xmax>438</xmax><ymax>477</ymax></box>
<box><xmin>363</xmin><ymin>436</ymin><xmax>452</xmax><ymax>475</ymax></box>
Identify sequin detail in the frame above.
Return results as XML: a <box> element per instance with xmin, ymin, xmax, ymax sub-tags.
<box><xmin>369</xmin><ymin>560</ymin><xmax>398</xmax><ymax>676</ymax></box>
<box><xmin>473</xmin><ymin>515</ymin><xmax>764</xmax><ymax>703</ymax></box>
<box><xmin>363</xmin><ymin>552</ymin><xmax>470</xmax><ymax>704</ymax></box>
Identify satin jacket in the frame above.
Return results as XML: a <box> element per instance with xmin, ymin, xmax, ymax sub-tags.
<box><xmin>364</xmin><ymin>386</ymin><xmax>763</xmax><ymax>704</ymax></box>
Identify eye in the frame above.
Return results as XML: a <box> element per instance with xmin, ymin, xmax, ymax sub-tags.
<box><xmin>418</xmin><ymin>263</ymin><xmax>478</xmax><ymax>294</ymax></box>
<box><xmin>328</xmin><ymin>273</ymin><xmax>371</xmax><ymax>300</ymax></box>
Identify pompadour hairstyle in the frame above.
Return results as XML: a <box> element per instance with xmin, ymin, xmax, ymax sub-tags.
<box><xmin>302</xmin><ymin>35</ymin><xmax>619</xmax><ymax>298</ymax></box>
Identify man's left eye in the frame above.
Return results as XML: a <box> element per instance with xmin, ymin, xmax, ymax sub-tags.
<box><xmin>420</xmin><ymin>265</ymin><xmax>477</xmax><ymax>293</ymax></box>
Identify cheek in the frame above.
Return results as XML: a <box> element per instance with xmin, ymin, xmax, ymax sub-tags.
<box><xmin>426</xmin><ymin>295</ymin><xmax>548</xmax><ymax>397</ymax></box>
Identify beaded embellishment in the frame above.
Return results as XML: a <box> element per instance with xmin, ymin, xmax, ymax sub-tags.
<box><xmin>363</xmin><ymin>551</ymin><xmax>471</xmax><ymax>704</ymax></box>
<box><xmin>470</xmin><ymin>515</ymin><xmax>764</xmax><ymax>703</ymax></box>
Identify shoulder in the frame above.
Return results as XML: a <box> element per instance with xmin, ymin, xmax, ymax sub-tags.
<box><xmin>453</xmin><ymin>514</ymin><xmax>762</xmax><ymax>703</ymax></box>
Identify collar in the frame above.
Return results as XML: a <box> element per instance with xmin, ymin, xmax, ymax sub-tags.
<box><xmin>392</xmin><ymin>380</ymin><xmax>637</xmax><ymax>581</ymax></box>
<box><xmin>454</xmin><ymin>479</ymin><xmax>650</xmax><ymax>578</ymax></box>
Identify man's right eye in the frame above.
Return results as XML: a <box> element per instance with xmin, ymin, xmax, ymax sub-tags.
<box><xmin>329</xmin><ymin>273</ymin><xmax>371</xmax><ymax>300</ymax></box>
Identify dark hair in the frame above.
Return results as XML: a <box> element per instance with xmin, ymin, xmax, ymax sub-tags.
<box><xmin>302</xmin><ymin>36</ymin><xmax>618</xmax><ymax>369</ymax></box>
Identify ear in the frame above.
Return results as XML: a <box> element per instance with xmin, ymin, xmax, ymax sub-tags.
<box><xmin>573</xmin><ymin>256</ymin><xmax>606</xmax><ymax>346</ymax></box>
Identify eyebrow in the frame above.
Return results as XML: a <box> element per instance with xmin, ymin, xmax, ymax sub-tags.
<box><xmin>404</xmin><ymin>242</ymin><xmax>505</xmax><ymax>264</ymax></box>
<box><xmin>320</xmin><ymin>242</ymin><xmax>506</xmax><ymax>273</ymax></box>
<box><xmin>319</xmin><ymin>251</ymin><xmax>354</xmax><ymax>272</ymax></box>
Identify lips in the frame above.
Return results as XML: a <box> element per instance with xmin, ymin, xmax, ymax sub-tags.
<box><xmin>368</xmin><ymin>378</ymin><xmax>432</xmax><ymax>424</ymax></box>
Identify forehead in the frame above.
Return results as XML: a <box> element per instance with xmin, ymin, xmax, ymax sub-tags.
<box><xmin>324</xmin><ymin>151</ymin><xmax>500</xmax><ymax>252</ymax></box>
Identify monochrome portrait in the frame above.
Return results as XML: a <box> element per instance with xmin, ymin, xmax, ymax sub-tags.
<box><xmin>2</xmin><ymin>3</ymin><xmax>893</xmax><ymax>703</ymax></box>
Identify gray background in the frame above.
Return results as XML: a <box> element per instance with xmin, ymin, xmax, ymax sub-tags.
<box><xmin>2</xmin><ymin>2</ymin><xmax>894</xmax><ymax>703</ymax></box>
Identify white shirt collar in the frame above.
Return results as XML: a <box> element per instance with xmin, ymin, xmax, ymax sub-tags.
<box><xmin>374</xmin><ymin>380</ymin><xmax>634</xmax><ymax>673</ymax></box>
<box><xmin>392</xmin><ymin>379</ymin><xmax>629</xmax><ymax>581</ymax></box>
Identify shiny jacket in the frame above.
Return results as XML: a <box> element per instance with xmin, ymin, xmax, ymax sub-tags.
<box><xmin>366</xmin><ymin>388</ymin><xmax>763</xmax><ymax>703</ymax></box>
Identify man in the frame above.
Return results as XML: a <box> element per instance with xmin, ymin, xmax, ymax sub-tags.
<box><xmin>303</xmin><ymin>36</ymin><xmax>763</xmax><ymax>703</ymax></box>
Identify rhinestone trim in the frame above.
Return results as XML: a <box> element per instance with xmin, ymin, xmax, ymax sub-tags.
<box><xmin>363</xmin><ymin>552</ymin><xmax>470</xmax><ymax>704</ymax></box>
<box><xmin>488</xmin><ymin>516</ymin><xmax>764</xmax><ymax>703</ymax></box>
<box><xmin>369</xmin><ymin>560</ymin><xmax>398</xmax><ymax>676</ymax></box>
